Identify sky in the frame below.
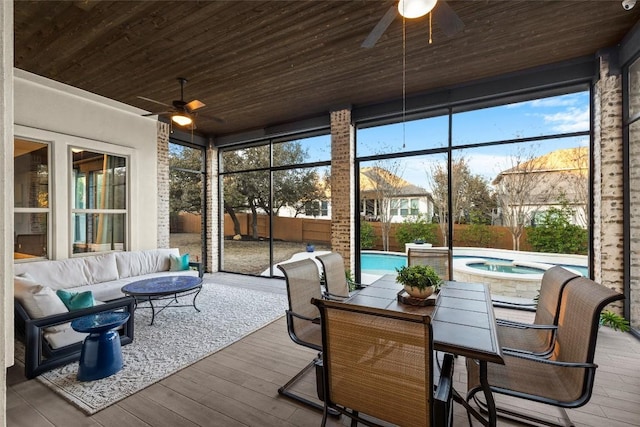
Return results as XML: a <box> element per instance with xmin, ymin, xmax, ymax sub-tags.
<box><xmin>354</xmin><ymin>91</ymin><xmax>590</xmax><ymax>189</ymax></box>
<box><xmin>213</xmin><ymin>90</ymin><xmax>590</xmax><ymax>193</ymax></box>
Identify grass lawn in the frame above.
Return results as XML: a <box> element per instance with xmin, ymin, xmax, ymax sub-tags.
<box><xmin>170</xmin><ymin>233</ymin><xmax>331</xmax><ymax>275</ymax></box>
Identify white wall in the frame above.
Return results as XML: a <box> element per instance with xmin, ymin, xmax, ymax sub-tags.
<box><xmin>1</xmin><ymin>2</ymin><xmax>13</xmax><ymax>424</ymax></box>
<box><xmin>14</xmin><ymin>69</ymin><xmax>160</xmax><ymax>255</ymax></box>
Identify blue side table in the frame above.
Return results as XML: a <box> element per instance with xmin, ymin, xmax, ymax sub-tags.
<box><xmin>71</xmin><ymin>311</ymin><xmax>130</xmax><ymax>382</ymax></box>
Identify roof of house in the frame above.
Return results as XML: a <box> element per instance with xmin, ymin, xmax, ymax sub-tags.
<box><xmin>360</xmin><ymin>167</ymin><xmax>430</xmax><ymax>197</ymax></box>
<box><xmin>493</xmin><ymin>147</ymin><xmax>588</xmax><ymax>184</ymax></box>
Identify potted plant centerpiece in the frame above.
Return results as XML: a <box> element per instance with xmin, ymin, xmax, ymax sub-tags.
<box><xmin>395</xmin><ymin>264</ymin><xmax>443</xmax><ymax>299</ymax></box>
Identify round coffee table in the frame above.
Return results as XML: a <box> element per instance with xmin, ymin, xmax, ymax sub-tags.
<box><xmin>121</xmin><ymin>275</ymin><xmax>203</xmax><ymax>325</ymax></box>
<box><xmin>71</xmin><ymin>311</ymin><xmax>130</xmax><ymax>381</ymax></box>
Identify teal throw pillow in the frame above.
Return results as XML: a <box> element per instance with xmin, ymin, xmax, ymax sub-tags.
<box><xmin>170</xmin><ymin>253</ymin><xmax>190</xmax><ymax>271</ymax></box>
<box><xmin>56</xmin><ymin>289</ymin><xmax>95</xmax><ymax>310</ymax></box>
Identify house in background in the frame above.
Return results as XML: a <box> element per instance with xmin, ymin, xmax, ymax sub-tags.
<box><xmin>492</xmin><ymin>147</ymin><xmax>589</xmax><ymax>227</ymax></box>
<box><xmin>359</xmin><ymin>167</ymin><xmax>434</xmax><ymax>223</ymax></box>
<box><xmin>280</xmin><ymin>167</ymin><xmax>434</xmax><ymax>223</ymax></box>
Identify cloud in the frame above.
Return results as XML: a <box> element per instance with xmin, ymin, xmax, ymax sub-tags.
<box><xmin>540</xmin><ymin>106</ymin><xmax>589</xmax><ymax>132</ymax></box>
<box><xmin>505</xmin><ymin>93</ymin><xmax>583</xmax><ymax>109</ymax></box>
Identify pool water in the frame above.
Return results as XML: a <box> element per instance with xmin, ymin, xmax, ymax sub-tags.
<box><xmin>360</xmin><ymin>252</ymin><xmax>588</xmax><ymax>276</ymax></box>
<box><xmin>360</xmin><ymin>252</ymin><xmax>406</xmax><ymax>274</ymax></box>
<box><xmin>467</xmin><ymin>262</ymin><xmax>545</xmax><ymax>274</ymax></box>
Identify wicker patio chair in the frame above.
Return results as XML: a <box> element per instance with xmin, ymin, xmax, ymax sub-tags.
<box><xmin>316</xmin><ymin>252</ymin><xmax>359</xmax><ymax>300</ymax></box>
<box><xmin>466</xmin><ymin>276</ymin><xmax>624</xmax><ymax>427</ymax></box>
<box><xmin>496</xmin><ymin>266</ymin><xmax>580</xmax><ymax>356</ymax></box>
<box><xmin>277</xmin><ymin>258</ymin><xmax>325</xmax><ymax>411</ymax></box>
<box><xmin>408</xmin><ymin>248</ymin><xmax>451</xmax><ymax>280</ymax></box>
<box><xmin>313</xmin><ymin>298</ymin><xmax>455</xmax><ymax>427</ymax></box>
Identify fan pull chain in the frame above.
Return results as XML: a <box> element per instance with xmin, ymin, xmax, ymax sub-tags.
<box><xmin>402</xmin><ymin>15</ymin><xmax>406</xmax><ymax>149</ymax></box>
<box><xmin>429</xmin><ymin>12</ymin><xmax>433</xmax><ymax>44</ymax></box>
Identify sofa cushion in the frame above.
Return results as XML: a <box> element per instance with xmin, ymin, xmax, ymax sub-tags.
<box><xmin>115</xmin><ymin>248</ymin><xmax>179</xmax><ymax>279</ymax></box>
<box><xmin>170</xmin><ymin>253</ymin><xmax>190</xmax><ymax>271</ymax></box>
<box><xmin>84</xmin><ymin>253</ymin><xmax>119</xmax><ymax>284</ymax></box>
<box><xmin>56</xmin><ymin>290</ymin><xmax>95</xmax><ymax>310</ymax></box>
<box><xmin>43</xmin><ymin>328</ymin><xmax>88</xmax><ymax>350</ymax></box>
<box><xmin>15</xmin><ymin>276</ymin><xmax>70</xmax><ymax>333</ymax></box>
<box><xmin>14</xmin><ymin>276</ymin><xmax>69</xmax><ymax>319</ymax></box>
<box><xmin>14</xmin><ymin>257</ymin><xmax>92</xmax><ymax>290</ymax></box>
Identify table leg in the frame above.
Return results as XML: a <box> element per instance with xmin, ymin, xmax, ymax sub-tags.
<box><xmin>456</xmin><ymin>359</ymin><xmax>497</xmax><ymax>427</ymax></box>
<box><xmin>77</xmin><ymin>330</ymin><xmax>124</xmax><ymax>381</ymax></box>
<box><xmin>479</xmin><ymin>360</ymin><xmax>497</xmax><ymax>427</ymax></box>
<box><xmin>148</xmin><ymin>298</ymin><xmax>156</xmax><ymax>326</ymax></box>
<box><xmin>192</xmin><ymin>287</ymin><xmax>202</xmax><ymax>312</ymax></box>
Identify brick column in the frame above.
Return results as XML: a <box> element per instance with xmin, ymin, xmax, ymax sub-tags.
<box><xmin>330</xmin><ymin>109</ymin><xmax>355</xmax><ymax>271</ymax></box>
<box><xmin>593</xmin><ymin>53</ymin><xmax>624</xmax><ymax>311</ymax></box>
<box><xmin>156</xmin><ymin>122</ymin><xmax>171</xmax><ymax>248</ymax></box>
<box><xmin>205</xmin><ymin>142</ymin><xmax>219</xmax><ymax>273</ymax></box>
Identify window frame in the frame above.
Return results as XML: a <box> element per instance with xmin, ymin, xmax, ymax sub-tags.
<box><xmin>70</xmin><ymin>147</ymin><xmax>129</xmax><ymax>256</ymax></box>
<box><xmin>14</xmin><ymin>138</ymin><xmax>52</xmax><ymax>260</ymax></box>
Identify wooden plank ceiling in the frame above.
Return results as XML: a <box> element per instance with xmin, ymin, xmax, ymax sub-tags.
<box><xmin>13</xmin><ymin>1</ymin><xmax>640</xmax><ymax>138</ymax></box>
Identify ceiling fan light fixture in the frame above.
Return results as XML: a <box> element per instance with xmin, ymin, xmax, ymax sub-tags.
<box><xmin>398</xmin><ymin>0</ymin><xmax>437</xmax><ymax>19</ymax></box>
<box><xmin>171</xmin><ymin>113</ymin><xmax>192</xmax><ymax>127</ymax></box>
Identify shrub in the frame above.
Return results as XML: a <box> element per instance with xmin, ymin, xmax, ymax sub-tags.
<box><xmin>395</xmin><ymin>215</ymin><xmax>438</xmax><ymax>247</ymax></box>
<box><xmin>526</xmin><ymin>205</ymin><xmax>588</xmax><ymax>255</ymax></box>
<box><xmin>360</xmin><ymin>220</ymin><xmax>376</xmax><ymax>249</ymax></box>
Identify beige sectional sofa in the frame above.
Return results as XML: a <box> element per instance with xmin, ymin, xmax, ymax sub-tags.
<box><xmin>14</xmin><ymin>248</ymin><xmax>203</xmax><ymax>378</ymax></box>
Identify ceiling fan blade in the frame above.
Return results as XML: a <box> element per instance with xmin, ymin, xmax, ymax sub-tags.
<box><xmin>362</xmin><ymin>5</ymin><xmax>397</xmax><ymax>48</ymax></box>
<box><xmin>142</xmin><ymin>111</ymin><xmax>172</xmax><ymax>117</ymax></box>
<box><xmin>137</xmin><ymin>96</ymin><xmax>171</xmax><ymax>107</ymax></box>
<box><xmin>185</xmin><ymin>99</ymin><xmax>206</xmax><ymax>112</ymax></box>
<box><xmin>197</xmin><ymin>112</ymin><xmax>226</xmax><ymax>124</ymax></box>
<box><xmin>433</xmin><ymin>0</ymin><xmax>464</xmax><ymax>38</ymax></box>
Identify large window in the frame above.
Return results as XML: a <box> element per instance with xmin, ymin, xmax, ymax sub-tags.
<box><xmin>356</xmin><ymin>90</ymin><xmax>590</xmax><ymax>297</ymax></box>
<box><xmin>169</xmin><ymin>143</ymin><xmax>205</xmax><ymax>262</ymax></box>
<box><xmin>220</xmin><ymin>133</ymin><xmax>332</xmax><ymax>276</ymax></box>
<box><xmin>14</xmin><ymin>139</ymin><xmax>50</xmax><ymax>259</ymax></box>
<box><xmin>71</xmin><ymin>150</ymin><xmax>127</xmax><ymax>254</ymax></box>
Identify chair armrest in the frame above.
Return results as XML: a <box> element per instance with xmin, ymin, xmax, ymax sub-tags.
<box><xmin>502</xmin><ymin>349</ymin><xmax>598</xmax><ymax>369</ymax></box>
<box><xmin>286</xmin><ymin>309</ymin><xmax>319</xmax><ymax>323</ymax></box>
<box><xmin>496</xmin><ymin>319</ymin><xmax>557</xmax><ymax>331</ymax></box>
<box><xmin>434</xmin><ymin>353</ymin><xmax>455</xmax><ymax>402</ymax></box>
<box><xmin>492</xmin><ymin>297</ymin><xmax>536</xmax><ymax>312</ymax></box>
<box><xmin>29</xmin><ymin>297</ymin><xmax>135</xmax><ymax>329</ymax></box>
<box><xmin>323</xmin><ymin>291</ymin><xmax>350</xmax><ymax>301</ymax></box>
<box><xmin>19</xmin><ymin>296</ymin><xmax>135</xmax><ymax>379</ymax></box>
<box><xmin>189</xmin><ymin>261</ymin><xmax>204</xmax><ymax>278</ymax></box>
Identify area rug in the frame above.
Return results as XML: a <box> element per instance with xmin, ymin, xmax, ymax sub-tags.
<box><xmin>14</xmin><ymin>283</ymin><xmax>287</xmax><ymax>415</ymax></box>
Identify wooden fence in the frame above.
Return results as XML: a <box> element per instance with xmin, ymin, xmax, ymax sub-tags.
<box><xmin>176</xmin><ymin>211</ymin><xmax>530</xmax><ymax>251</ymax></box>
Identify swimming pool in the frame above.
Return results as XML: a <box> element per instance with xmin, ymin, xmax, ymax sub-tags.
<box><xmin>360</xmin><ymin>252</ymin><xmax>588</xmax><ymax>276</ymax></box>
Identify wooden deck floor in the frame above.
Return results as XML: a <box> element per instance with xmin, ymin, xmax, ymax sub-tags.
<box><xmin>6</xmin><ymin>273</ymin><xmax>640</xmax><ymax>427</ymax></box>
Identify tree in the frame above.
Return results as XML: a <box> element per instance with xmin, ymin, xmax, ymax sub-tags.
<box><xmin>222</xmin><ymin>142</ymin><xmax>324</xmax><ymax>239</ymax></box>
<box><xmin>360</xmin><ymin>220</ymin><xmax>376</xmax><ymax>249</ymax></box>
<box><xmin>360</xmin><ymin>161</ymin><xmax>405</xmax><ymax>251</ymax></box>
<box><xmin>169</xmin><ymin>144</ymin><xmax>203</xmax><ymax>216</ymax></box>
<box><xmin>493</xmin><ymin>147</ymin><xmax>558</xmax><ymax>251</ymax></box>
<box><xmin>428</xmin><ymin>155</ymin><xmax>495</xmax><ymax>245</ymax></box>
<box><xmin>428</xmin><ymin>159</ymin><xmax>447</xmax><ymax>245</ymax></box>
<box><xmin>556</xmin><ymin>147</ymin><xmax>589</xmax><ymax>227</ymax></box>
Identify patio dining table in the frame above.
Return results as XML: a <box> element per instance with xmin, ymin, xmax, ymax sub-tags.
<box><xmin>346</xmin><ymin>274</ymin><xmax>504</xmax><ymax>427</ymax></box>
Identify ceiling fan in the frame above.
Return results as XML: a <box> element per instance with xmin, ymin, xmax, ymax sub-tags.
<box><xmin>362</xmin><ymin>0</ymin><xmax>464</xmax><ymax>48</ymax></box>
<box><xmin>139</xmin><ymin>77</ymin><xmax>224</xmax><ymax>128</ymax></box>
